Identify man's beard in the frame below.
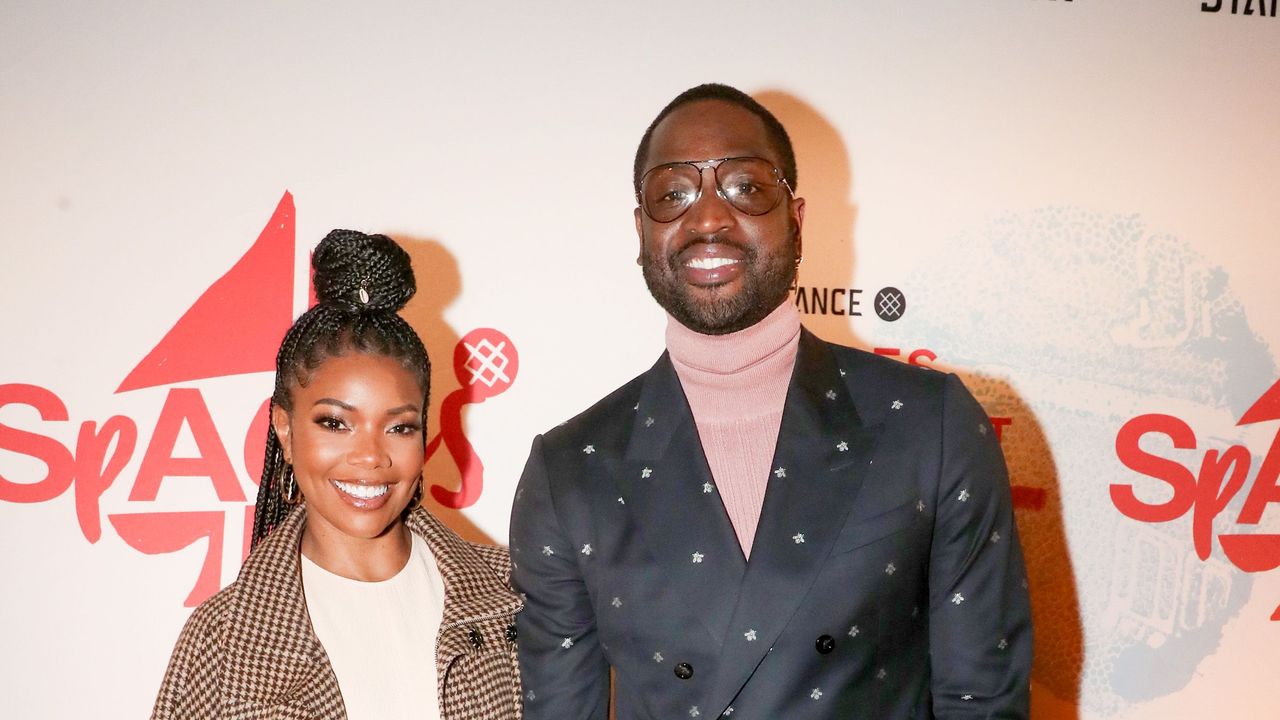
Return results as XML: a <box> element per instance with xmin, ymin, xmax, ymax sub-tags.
<box><xmin>640</xmin><ymin>227</ymin><xmax>798</xmax><ymax>336</ymax></box>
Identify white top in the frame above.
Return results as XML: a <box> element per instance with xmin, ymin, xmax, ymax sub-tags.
<box><xmin>301</xmin><ymin>532</ymin><xmax>446</xmax><ymax>720</ymax></box>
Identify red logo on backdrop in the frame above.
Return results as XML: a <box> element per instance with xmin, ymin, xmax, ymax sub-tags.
<box><xmin>1112</xmin><ymin>378</ymin><xmax>1280</xmax><ymax>619</ymax></box>
<box><xmin>0</xmin><ymin>191</ymin><xmax>516</xmax><ymax>606</ymax></box>
<box><xmin>427</xmin><ymin>328</ymin><xmax>518</xmax><ymax>508</ymax></box>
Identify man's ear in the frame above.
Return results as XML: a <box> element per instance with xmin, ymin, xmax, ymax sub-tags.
<box><xmin>271</xmin><ymin>403</ymin><xmax>293</xmax><ymax>463</ymax></box>
<box><xmin>634</xmin><ymin>206</ymin><xmax>644</xmax><ymax>265</ymax></box>
<box><xmin>791</xmin><ymin>196</ymin><xmax>806</xmax><ymax>259</ymax></box>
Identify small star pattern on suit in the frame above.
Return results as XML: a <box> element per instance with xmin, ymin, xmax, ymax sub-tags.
<box><xmin>510</xmin><ymin>330</ymin><xmax>1032</xmax><ymax>719</ymax></box>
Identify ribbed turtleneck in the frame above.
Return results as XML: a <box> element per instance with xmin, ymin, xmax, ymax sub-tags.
<box><xmin>666</xmin><ymin>301</ymin><xmax>801</xmax><ymax>558</ymax></box>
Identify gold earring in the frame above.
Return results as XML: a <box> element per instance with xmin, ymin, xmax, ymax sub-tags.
<box><xmin>280</xmin><ymin>463</ymin><xmax>301</xmax><ymax>505</ymax></box>
<box><xmin>409</xmin><ymin>477</ymin><xmax>424</xmax><ymax>510</ymax></box>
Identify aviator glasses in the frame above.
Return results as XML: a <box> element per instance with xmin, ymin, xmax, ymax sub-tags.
<box><xmin>638</xmin><ymin>156</ymin><xmax>793</xmax><ymax>223</ymax></box>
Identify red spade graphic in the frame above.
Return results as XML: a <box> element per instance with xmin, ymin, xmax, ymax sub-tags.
<box><xmin>116</xmin><ymin>192</ymin><xmax>296</xmax><ymax>393</ymax></box>
<box><xmin>1221</xmin><ymin>378</ymin><xmax>1280</xmax><ymax>620</ymax></box>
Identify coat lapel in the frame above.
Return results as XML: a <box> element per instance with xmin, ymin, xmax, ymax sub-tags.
<box><xmin>221</xmin><ymin>505</ymin><xmax>522</xmax><ymax>719</ymax></box>
<box><xmin>222</xmin><ymin>504</ymin><xmax>346</xmax><ymax>717</ymax></box>
<box><xmin>406</xmin><ymin>506</ymin><xmax>523</xmax><ymax>695</ymax></box>
<box><xmin>619</xmin><ymin>352</ymin><xmax>748</xmax><ymax>648</ymax></box>
<box><xmin>705</xmin><ymin>330</ymin><xmax>882</xmax><ymax>714</ymax></box>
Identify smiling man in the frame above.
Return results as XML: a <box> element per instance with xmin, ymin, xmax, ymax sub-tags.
<box><xmin>511</xmin><ymin>83</ymin><xmax>1032</xmax><ymax>719</ymax></box>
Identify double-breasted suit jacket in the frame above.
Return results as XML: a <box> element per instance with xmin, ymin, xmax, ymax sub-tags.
<box><xmin>152</xmin><ymin>505</ymin><xmax>524</xmax><ymax>720</ymax></box>
<box><xmin>511</xmin><ymin>329</ymin><xmax>1032</xmax><ymax>719</ymax></box>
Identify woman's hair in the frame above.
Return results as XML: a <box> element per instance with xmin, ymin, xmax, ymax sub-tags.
<box><xmin>250</xmin><ymin>229</ymin><xmax>430</xmax><ymax>548</ymax></box>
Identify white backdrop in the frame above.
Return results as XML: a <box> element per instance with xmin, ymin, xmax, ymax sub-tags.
<box><xmin>2</xmin><ymin>2</ymin><xmax>1278</xmax><ymax>718</ymax></box>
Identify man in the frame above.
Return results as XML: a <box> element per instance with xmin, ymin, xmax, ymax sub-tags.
<box><xmin>511</xmin><ymin>83</ymin><xmax>1032</xmax><ymax>719</ymax></box>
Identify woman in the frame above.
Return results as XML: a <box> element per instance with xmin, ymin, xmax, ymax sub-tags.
<box><xmin>152</xmin><ymin>230</ymin><xmax>522</xmax><ymax>719</ymax></box>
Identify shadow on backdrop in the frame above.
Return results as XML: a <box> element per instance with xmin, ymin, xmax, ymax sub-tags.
<box><xmin>756</xmin><ymin>88</ymin><xmax>1084</xmax><ymax>717</ymax></box>
<box><xmin>393</xmin><ymin>234</ymin><xmax>498</xmax><ymax>547</ymax></box>
<box><xmin>756</xmin><ymin>89</ymin><xmax>859</xmax><ymax>348</ymax></box>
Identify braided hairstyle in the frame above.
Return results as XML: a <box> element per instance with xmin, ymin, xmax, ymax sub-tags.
<box><xmin>250</xmin><ymin>229</ymin><xmax>430</xmax><ymax>548</ymax></box>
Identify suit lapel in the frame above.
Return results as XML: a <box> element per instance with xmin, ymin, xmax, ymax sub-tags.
<box><xmin>705</xmin><ymin>330</ymin><xmax>882</xmax><ymax>714</ymax></box>
<box><xmin>619</xmin><ymin>352</ymin><xmax>748</xmax><ymax>647</ymax></box>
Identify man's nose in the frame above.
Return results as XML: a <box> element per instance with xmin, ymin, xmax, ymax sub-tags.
<box><xmin>684</xmin><ymin>168</ymin><xmax>736</xmax><ymax>234</ymax></box>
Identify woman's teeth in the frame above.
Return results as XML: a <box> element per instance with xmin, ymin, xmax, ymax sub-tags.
<box><xmin>333</xmin><ymin>481</ymin><xmax>389</xmax><ymax>499</ymax></box>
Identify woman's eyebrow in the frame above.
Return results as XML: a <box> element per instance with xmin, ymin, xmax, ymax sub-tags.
<box><xmin>313</xmin><ymin>397</ymin><xmax>354</xmax><ymax>411</ymax></box>
<box><xmin>385</xmin><ymin>403</ymin><xmax>421</xmax><ymax>416</ymax></box>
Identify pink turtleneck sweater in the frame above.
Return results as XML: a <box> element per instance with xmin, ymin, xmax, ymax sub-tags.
<box><xmin>666</xmin><ymin>302</ymin><xmax>801</xmax><ymax>559</ymax></box>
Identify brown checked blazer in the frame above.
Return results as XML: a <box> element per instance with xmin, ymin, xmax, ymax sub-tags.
<box><xmin>152</xmin><ymin>504</ymin><xmax>523</xmax><ymax>720</ymax></box>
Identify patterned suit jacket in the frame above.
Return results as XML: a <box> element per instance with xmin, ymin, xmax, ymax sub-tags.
<box><xmin>152</xmin><ymin>504</ymin><xmax>523</xmax><ymax>719</ymax></box>
<box><xmin>511</xmin><ymin>329</ymin><xmax>1032</xmax><ymax>719</ymax></box>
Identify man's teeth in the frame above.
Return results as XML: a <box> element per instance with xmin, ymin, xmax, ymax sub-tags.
<box><xmin>333</xmin><ymin>481</ymin><xmax>389</xmax><ymax>499</ymax></box>
<box><xmin>686</xmin><ymin>257</ymin><xmax>738</xmax><ymax>270</ymax></box>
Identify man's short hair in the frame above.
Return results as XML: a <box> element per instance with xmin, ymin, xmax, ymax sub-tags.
<box><xmin>632</xmin><ymin>83</ymin><xmax>798</xmax><ymax>197</ymax></box>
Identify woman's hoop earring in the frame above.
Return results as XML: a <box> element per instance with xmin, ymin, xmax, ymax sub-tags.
<box><xmin>280</xmin><ymin>464</ymin><xmax>301</xmax><ymax>505</ymax></box>
<box><xmin>409</xmin><ymin>476</ymin><xmax>424</xmax><ymax>510</ymax></box>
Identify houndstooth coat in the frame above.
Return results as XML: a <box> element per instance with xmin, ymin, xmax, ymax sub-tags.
<box><xmin>152</xmin><ymin>504</ymin><xmax>523</xmax><ymax>719</ymax></box>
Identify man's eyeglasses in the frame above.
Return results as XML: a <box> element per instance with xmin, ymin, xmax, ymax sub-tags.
<box><xmin>637</xmin><ymin>156</ymin><xmax>793</xmax><ymax>223</ymax></box>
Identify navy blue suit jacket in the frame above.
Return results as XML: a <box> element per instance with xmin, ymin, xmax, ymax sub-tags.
<box><xmin>511</xmin><ymin>330</ymin><xmax>1032</xmax><ymax>719</ymax></box>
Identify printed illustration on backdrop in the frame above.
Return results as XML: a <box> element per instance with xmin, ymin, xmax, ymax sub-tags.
<box><xmin>898</xmin><ymin>206</ymin><xmax>1277</xmax><ymax>715</ymax></box>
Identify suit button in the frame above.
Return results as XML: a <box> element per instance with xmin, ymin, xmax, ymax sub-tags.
<box><xmin>674</xmin><ymin>663</ymin><xmax>694</xmax><ymax>680</ymax></box>
<box><xmin>815</xmin><ymin>635</ymin><xmax>835</xmax><ymax>654</ymax></box>
<box><xmin>505</xmin><ymin>624</ymin><xmax>518</xmax><ymax>643</ymax></box>
<box><xmin>468</xmin><ymin>628</ymin><xmax>484</xmax><ymax>648</ymax></box>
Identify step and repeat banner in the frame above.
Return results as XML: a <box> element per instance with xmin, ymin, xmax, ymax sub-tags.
<box><xmin>2</xmin><ymin>2</ymin><xmax>1276</xmax><ymax>718</ymax></box>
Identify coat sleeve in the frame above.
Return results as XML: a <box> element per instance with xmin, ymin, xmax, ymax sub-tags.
<box><xmin>509</xmin><ymin>435</ymin><xmax>609</xmax><ymax>720</ymax></box>
<box><xmin>151</xmin><ymin>594</ymin><xmax>226</xmax><ymax>720</ymax></box>
<box><xmin>928</xmin><ymin>374</ymin><xmax>1033</xmax><ymax>719</ymax></box>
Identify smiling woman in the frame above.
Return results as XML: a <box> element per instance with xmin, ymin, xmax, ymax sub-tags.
<box><xmin>277</xmin><ymin>352</ymin><xmax>428</xmax><ymax>574</ymax></box>
<box><xmin>151</xmin><ymin>231</ymin><xmax>523</xmax><ymax>720</ymax></box>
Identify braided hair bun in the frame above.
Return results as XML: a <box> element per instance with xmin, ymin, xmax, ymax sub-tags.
<box><xmin>312</xmin><ymin>229</ymin><xmax>416</xmax><ymax>314</ymax></box>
